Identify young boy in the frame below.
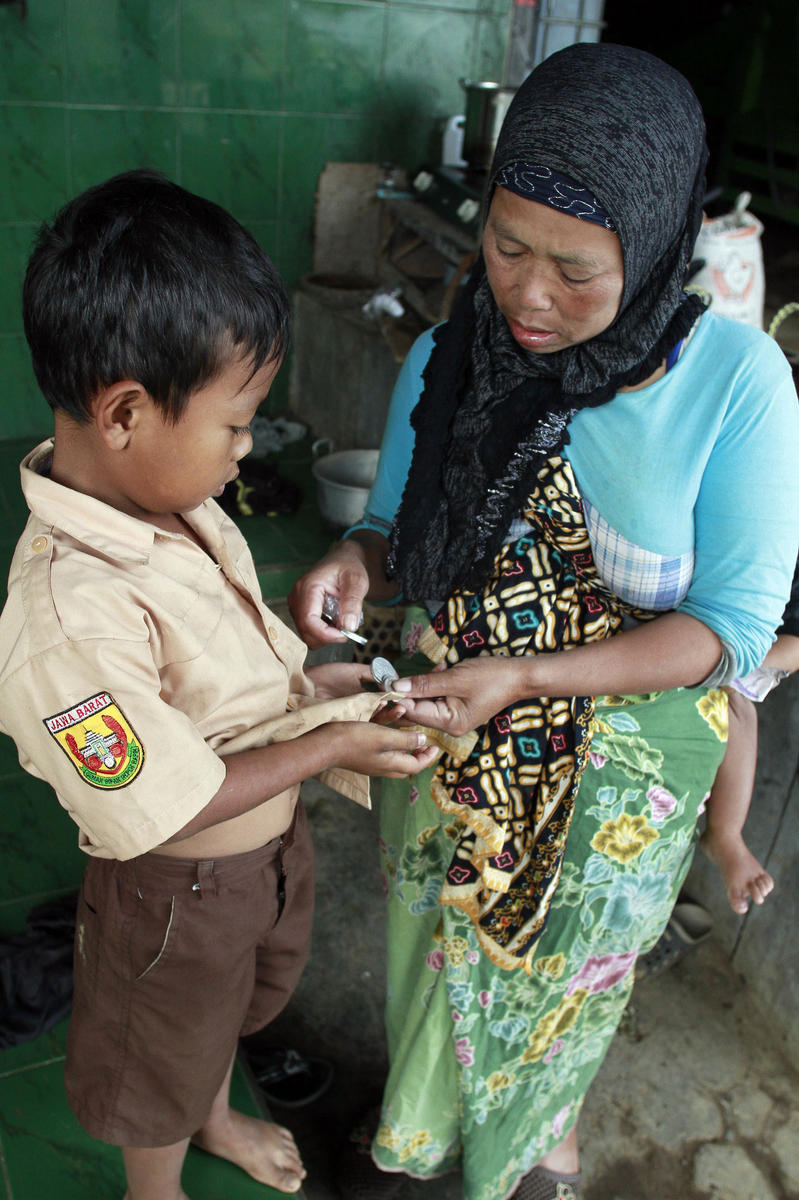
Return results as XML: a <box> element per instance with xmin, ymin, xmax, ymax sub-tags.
<box><xmin>0</xmin><ymin>170</ymin><xmax>437</xmax><ymax>1200</ymax></box>
<box><xmin>700</xmin><ymin>565</ymin><xmax>799</xmax><ymax>914</ymax></box>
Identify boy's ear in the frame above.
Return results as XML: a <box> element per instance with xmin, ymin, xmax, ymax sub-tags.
<box><xmin>92</xmin><ymin>381</ymin><xmax>153</xmax><ymax>449</ymax></box>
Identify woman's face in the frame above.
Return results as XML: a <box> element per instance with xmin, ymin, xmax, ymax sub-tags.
<box><xmin>483</xmin><ymin>186</ymin><xmax>625</xmax><ymax>354</ymax></box>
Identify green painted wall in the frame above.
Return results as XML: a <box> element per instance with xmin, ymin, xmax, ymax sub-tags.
<box><xmin>0</xmin><ymin>0</ymin><xmax>511</xmax><ymax>440</ymax></box>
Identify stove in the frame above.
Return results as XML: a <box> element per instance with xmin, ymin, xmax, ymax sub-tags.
<box><xmin>410</xmin><ymin>165</ymin><xmax>489</xmax><ymax>237</ymax></box>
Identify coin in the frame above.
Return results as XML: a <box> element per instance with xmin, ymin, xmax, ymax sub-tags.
<box><xmin>371</xmin><ymin>656</ymin><xmax>399</xmax><ymax>691</ymax></box>
<box><xmin>339</xmin><ymin>627</ymin><xmax>368</xmax><ymax>645</ymax></box>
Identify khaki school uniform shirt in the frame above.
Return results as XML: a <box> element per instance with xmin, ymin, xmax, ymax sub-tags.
<box><xmin>0</xmin><ymin>441</ymin><xmax>384</xmax><ymax>860</ymax></box>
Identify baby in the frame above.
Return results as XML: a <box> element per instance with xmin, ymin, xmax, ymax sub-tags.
<box><xmin>701</xmin><ymin>568</ymin><xmax>799</xmax><ymax>913</ymax></box>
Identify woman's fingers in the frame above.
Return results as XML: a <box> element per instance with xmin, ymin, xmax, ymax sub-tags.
<box><xmin>288</xmin><ymin>576</ymin><xmax>342</xmax><ymax>647</ymax></box>
<box><xmin>393</xmin><ymin>672</ymin><xmax>444</xmax><ymax>697</ymax></box>
<box><xmin>392</xmin><ymin>668</ymin><xmax>472</xmax><ymax>732</ymax></box>
<box><xmin>400</xmin><ymin>696</ymin><xmax>469</xmax><ymax>734</ymax></box>
<box><xmin>288</xmin><ymin>549</ymin><xmax>369</xmax><ymax>646</ymax></box>
<box><xmin>392</xmin><ymin>658</ymin><xmax>523</xmax><ymax>736</ymax></box>
<box><xmin>335</xmin><ymin>570</ymin><xmax>369</xmax><ymax>633</ymax></box>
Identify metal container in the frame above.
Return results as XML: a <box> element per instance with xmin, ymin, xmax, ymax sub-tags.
<box><xmin>311</xmin><ymin>446</ymin><xmax>379</xmax><ymax>529</ymax></box>
<box><xmin>459</xmin><ymin>80</ymin><xmax>516</xmax><ymax>173</ymax></box>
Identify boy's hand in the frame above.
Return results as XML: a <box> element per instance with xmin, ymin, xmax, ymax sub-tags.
<box><xmin>305</xmin><ymin>660</ymin><xmax>413</xmax><ymax>731</ymax></box>
<box><xmin>331</xmin><ymin>722</ymin><xmax>438</xmax><ymax>778</ymax></box>
<box><xmin>306</xmin><ymin>661</ymin><xmax>373</xmax><ymax>699</ymax></box>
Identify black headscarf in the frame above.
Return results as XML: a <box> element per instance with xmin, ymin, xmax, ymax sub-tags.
<box><xmin>388</xmin><ymin>42</ymin><xmax>709</xmax><ymax>600</ymax></box>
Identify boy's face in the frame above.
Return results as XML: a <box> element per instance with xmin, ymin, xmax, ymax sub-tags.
<box><xmin>124</xmin><ymin>354</ymin><xmax>280</xmax><ymax>519</ymax></box>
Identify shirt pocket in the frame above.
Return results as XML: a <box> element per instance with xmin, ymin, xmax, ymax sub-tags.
<box><xmin>146</xmin><ymin>585</ymin><xmax>225</xmax><ymax>669</ymax></box>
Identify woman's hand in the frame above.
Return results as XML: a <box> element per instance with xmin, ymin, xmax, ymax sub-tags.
<box><xmin>288</xmin><ymin>540</ymin><xmax>371</xmax><ymax>648</ymax></box>
<box><xmin>289</xmin><ymin>530</ymin><xmax>399</xmax><ymax>649</ymax></box>
<box><xmin>393</xmin><ymin>657</ymin><xmax>528</xmax><ymax>736</ymax></box>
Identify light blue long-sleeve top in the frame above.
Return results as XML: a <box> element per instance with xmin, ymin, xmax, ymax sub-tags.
<box><xmin>354</xmin><ymin>310</ymin><xmax>799</xmax><ymax>681</ymax></box>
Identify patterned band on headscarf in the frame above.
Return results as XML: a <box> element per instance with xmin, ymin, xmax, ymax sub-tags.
<box><xmin>493</xmin><ymin>161</ymin><xmax>617</xmax><ymax>232</ymax></box>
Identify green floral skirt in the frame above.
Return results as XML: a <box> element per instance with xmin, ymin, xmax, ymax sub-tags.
<box><xmin>373</xmin><ymin>608</ymin><xmax>728</xmax><ymax>1200</ymax></box>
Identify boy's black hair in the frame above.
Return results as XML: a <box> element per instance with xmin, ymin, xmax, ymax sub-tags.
<box><xmin>22</xmin><ymin>169</ymin><xmax>290</xmax><ymax>423</ymax></box>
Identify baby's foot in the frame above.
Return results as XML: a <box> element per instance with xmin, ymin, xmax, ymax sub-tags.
<box><xmin>192</xmin><ymin>1110</ymin><xmax>306</xmax><ymax>1193</ymax></box>
<box><xmin>701</xmin><ymin>830</ymin><xmax>774</xmax><ymax>914</ymax></box>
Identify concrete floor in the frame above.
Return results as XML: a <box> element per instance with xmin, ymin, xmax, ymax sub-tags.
<box><xmin>249</xmin><ymin>778</ymin><xmax>799</xmax><ymax>1200</ymax></box>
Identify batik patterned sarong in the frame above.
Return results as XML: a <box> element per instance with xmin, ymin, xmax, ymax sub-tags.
<box><xmin>374</xmin><ymin>636</ymin><xmax>727</xmax><ymax>1200</ymax></box>
<box><xmin>371</xmin><ymin>457</ymin><xmax>728</xmax><ymax>1198</ymax></box>
<box><xmin>419</xmin><ymin>455</ymin><xmax>652</xmax><ymax>971</ymax></box>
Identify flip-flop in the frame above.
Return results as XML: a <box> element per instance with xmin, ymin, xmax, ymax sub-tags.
<box><xmin>670</xmin><ymin>900</ymin><xmax>714</xmax><ymax>943</ymax></box>
<box><xmin>218</xmin><ymin>462</ymin><xmax>302</xmax><ymax>518</ymax></box>
<box><xmin>635</xmin><ymin>898</ymin><xmax>713</xmax><ymax>979</ymax></box>
<box><xmin>513</xmin><ymin>1164</ymin><xmax>583</xmax><ymax>1200</ymax></box>
<box><xmin>243</xmin><ymin>1044</ymin><xmax>334</xmax><ymax>1108</ymax></box>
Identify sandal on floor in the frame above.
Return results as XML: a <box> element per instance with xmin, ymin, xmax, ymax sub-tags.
<box><xmin>513</xmin><ymin>1165</ymin><xmax>583</xmax><ymax>1200</ymax></box>
<box><xmin>243</xmin><ymin>1044</ymin><xmax>334</xmax><ymax>1108</ymax></box>
<box><xmin>336</xmin><ymin>1107</ymin><xmax>406</xmax><ymax>1200</ymax></box>
<box><xmin>635</xmin><ymin>898</ymin><xmax>713</xmax><ymax>979</ymax></box>
<box><xmin>218</xmin><ymin>462</ymin><xmax>302</xmax><ymax>518</ymax></box>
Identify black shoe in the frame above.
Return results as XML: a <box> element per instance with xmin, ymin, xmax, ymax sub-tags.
<box><xmin>244</xmin><ymin>1044</ymin><xmax>334</xmax><ymax>1108</ymax></box>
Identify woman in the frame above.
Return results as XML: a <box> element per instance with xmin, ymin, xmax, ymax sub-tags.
<box><xmin>290</xmin><ymin>43</ymin><xmax>799</xmax><ymax>1200</ymax></box>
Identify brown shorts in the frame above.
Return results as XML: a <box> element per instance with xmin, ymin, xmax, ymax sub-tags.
<box><xmin>65</xmin><ymin>803</ymin><xmax>314</xmax><ymax>1147</ymax></box>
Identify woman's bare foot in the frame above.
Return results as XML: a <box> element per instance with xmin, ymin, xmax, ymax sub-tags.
<box><xmin>191</xmin><ymin>1109</ymin><xmax>306</xmax><ymax>1193</ymax></box>
<box><xmin>701</xmin><ymin>829</ymin><xmax>774</xmax><ymax>913</ymax></box>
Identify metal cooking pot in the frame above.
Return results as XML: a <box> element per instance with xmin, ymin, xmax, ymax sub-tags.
<box><xmin>459</xmin><ymin>79</ymin><xmax>516</xmax><ymax>173</ymax></box>
<box><xmin>311</xmin><ymin>442</ymin><xmax>379</xmax><ymax>529</ymax></box>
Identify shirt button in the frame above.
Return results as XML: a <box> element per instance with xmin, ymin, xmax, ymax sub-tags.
<box><xmin>268</xmin><ymin>625</ymin><xmax>278</xmax><ymax>641</ymax></box>
<box><xmin>31</xmin><ymin>536</ymin><xmax>48</xmax><ymax>553</ymax></box>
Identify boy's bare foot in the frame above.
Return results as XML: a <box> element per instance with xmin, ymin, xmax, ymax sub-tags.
<box><xmin>191</xmin><ymin>1109</ymin><xmax>306</xmax><ymax>1193</ymax></box>
<box><xmin>701</xmin><ymin>830</ymin><xmax>774</xmax><ymax>914</ymax></box>
<box><xmin>122</xmin><ymin>1193</ymin><xmax>189</xmax><ymax>1200</ymax></box>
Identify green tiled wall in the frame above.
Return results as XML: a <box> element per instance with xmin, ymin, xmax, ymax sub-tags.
<box><xmin>0</xmin><ymin>0</ymin><xmax>511</xmax><ymax>440</ymax></box>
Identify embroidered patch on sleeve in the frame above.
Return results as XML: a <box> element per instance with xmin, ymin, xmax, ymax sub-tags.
<box><xmin>43</xmin><ymin>692</ymin><xmax>145</xmax><ymax>789</ymax></box>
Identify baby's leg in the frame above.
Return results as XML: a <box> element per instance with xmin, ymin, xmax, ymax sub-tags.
<box><xmin>701</xmin><ymin>688</ymin><xmax>774</xmax><ymax>913</ymax></box>
<box><xmin>191</xmin><ymin>1052</ymin><xmax>307</xmax><ymax>1193</ymax></box>
<box><xmin>764</xmin><ymin>631</ymin><xmax>799</xmax><ymax>673</ymax></box>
